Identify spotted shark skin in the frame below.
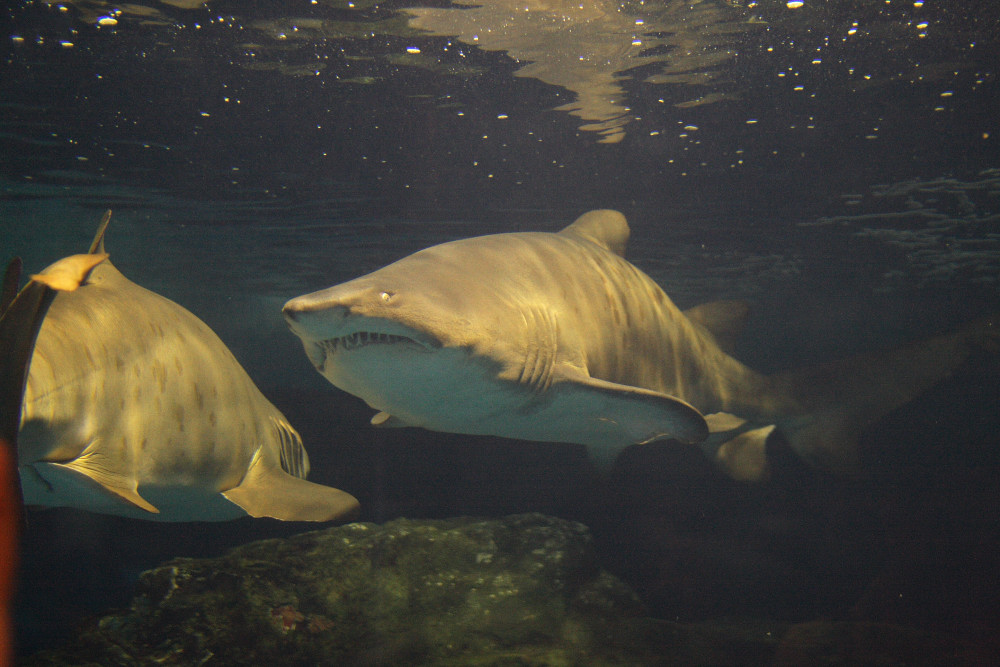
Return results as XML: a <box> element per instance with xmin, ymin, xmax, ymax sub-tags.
<box><xmin>5</xmin><ymin>216</ymin><xmax>359</xmax><ymax>521</ymax></box>
<box><xmin>283</xmin><ymin>210</ymin><xmax>997</xmax><ymax>480</ymax></box>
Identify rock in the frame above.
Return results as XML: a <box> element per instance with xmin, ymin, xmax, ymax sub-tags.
<box><xmin>21</xmin><ymin>513</ymin><xmax>779</xmax><ymax>666</ymax></box>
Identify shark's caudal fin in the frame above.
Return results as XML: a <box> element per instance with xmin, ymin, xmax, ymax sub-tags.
<box><xmin>771</xmin><ymin>316</ymin><xmax>998</xmax><ymax>476</ymax></box>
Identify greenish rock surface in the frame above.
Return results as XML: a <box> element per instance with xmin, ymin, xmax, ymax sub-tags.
<box><xmin>23</xmin><ymin>513</ymin><xmax>781</xmax><ymax>666</ymax></box>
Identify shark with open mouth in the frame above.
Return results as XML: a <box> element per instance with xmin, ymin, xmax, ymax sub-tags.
<box><xmin>283</xmin><ymin>209</ymin><xmax>996</xmax><ymax>480</ymax></box>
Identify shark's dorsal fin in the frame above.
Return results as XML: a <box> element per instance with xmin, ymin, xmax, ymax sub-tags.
<box><xmin>558</xmin><ymin>209</ymin><xmax>630</xmax><ymax>257</ymax></box>
<box><xmin>684</xmin><ymin>300</ymin><xmax>750</xmax><ymax>355</ymax></box>
<box><xmin>88</xmin><ymin>209</ymin><xmax>112</xmax><ymax>255</ymax></box>
<box><xmin>29</xmin><ymin>254</ymin><xmax>108</xmax><ymax>292</ymax></box>
<box><xmin>24</xmin><ymin>210</ymin><xmax>111</xmax><ymax>292</ymax></box>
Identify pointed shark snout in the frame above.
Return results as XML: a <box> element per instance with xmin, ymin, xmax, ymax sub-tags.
<box><xmin>282</xmin><ymin>279</ymin><xmax>373</xmax><ymax>337</ymax></box>
<box><xmin>282</xmin><ymin>283</ymin><xmax>442</xmax><ymax>351</ymax></box>
<box><xmin>282</xmin><ymin>298</ymin><xmax>348</xmax><ymax>325</ymax></box>
<box><xmin>282</xmin><ymin>296</ymin><xmax>349</xmax><ymax>337</ymax></box>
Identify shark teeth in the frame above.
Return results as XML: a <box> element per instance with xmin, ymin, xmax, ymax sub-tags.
<box><xmin>321</xmin><ymin>331</ymin><xmax>417</xmax><ymax>353</ymax></box>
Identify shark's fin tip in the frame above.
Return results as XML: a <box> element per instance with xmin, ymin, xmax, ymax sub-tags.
<box><xmin>223</xmin><ymin>454</ymin><xmax>359</xmax><ymax>522</ymax></box>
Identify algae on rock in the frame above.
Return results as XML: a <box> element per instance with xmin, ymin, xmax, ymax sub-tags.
<box><xmin>29</xmin><ymin>513</ymin><xmax>738</xmax><ymax>665</ymax></box>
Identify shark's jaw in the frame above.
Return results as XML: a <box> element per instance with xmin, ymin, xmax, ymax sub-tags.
<box><xmin>282</xmin><ymin>303</ymin><xmax>460</xmax><ymax>416</ymax></box>
<box><xmin>291</xmin><ymin>318</ymin><xmax>441</xmax><ymax>375</ymax></box>
<box><xmin>283</xmin><ymin>303</ymin><xmax>529</xmax><ymax>432</ymax></box>
<box><xmin>316</xmin><ymin>329</ymin><xmax>433</xmax><ymax>360</ymax></box>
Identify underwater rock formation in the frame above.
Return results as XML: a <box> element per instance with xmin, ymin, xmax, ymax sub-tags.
<box><xmin>25</xmin><ymin>513</ymin><xmax>780</xmax><ymax>665</ymax></box>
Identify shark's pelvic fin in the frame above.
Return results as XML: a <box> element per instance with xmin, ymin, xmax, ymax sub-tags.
<box><xmin>557</xmin><ymin>209</ymin><xmax>630</xmax><ymax>257</ymax></box>
<box><xmin>222</xmin><ymin>449</ymin><xmax>360</xmax><ymax>522</ymax></box>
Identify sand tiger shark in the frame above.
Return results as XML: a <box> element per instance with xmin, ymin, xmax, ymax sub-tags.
<box><xmin>283</xmin><ymin>209</ymin><xmax>996</xmax><ymax>480</ymax></box>
<box><xmin>0</xmin><ymin>212</ymin><xmax>359</xmax><ymax>521</ymax></box>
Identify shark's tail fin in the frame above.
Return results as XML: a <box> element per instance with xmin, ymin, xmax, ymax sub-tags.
<box><xmin>771</xmin><ymin>315</ymin><xmax>998</xmax><ymax>476</ymax></box>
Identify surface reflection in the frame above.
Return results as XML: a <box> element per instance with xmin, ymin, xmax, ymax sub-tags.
<box><xmin>406</xmin><ymin>0</ymin><xmax>759</xmax><ymax>142</ymax></box>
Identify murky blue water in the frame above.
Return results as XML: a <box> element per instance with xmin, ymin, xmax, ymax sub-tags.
<box><xmin>3</xmin><ymin>0</ymin><xmax>999</xmax><ymax>660</ymax></box>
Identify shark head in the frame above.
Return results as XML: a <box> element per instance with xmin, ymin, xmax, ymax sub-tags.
<box><xmin>282</xmin><ymin>239</ymin><xmax>554</xmax><ymax>434</ymax></box>
<box><xmin>282</xmin><ymin>274</ymin><xmax>447</xmax><ymax>368</ymax></box>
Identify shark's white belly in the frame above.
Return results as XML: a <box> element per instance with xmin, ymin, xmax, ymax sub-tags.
<box><xmin>317</xmin><ymin>340</ymin><xmax>684</xmax><ymax>452</ymax></box>
<box><xmin>320</xmin><ymin>343</ymin><xmax>530</xmax><ymax>434</ymax></box>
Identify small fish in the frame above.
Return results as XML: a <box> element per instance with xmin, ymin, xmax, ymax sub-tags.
<box><xmin>2</xmin><ymin>211</ymin><xmax>358</xmax><ymax>522</ymax></box>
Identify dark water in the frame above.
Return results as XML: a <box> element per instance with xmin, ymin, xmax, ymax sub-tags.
<box><xmin>2</xmin><ymin>0</ymin><xmax>1000</xmax><ymax>659</ymax></box>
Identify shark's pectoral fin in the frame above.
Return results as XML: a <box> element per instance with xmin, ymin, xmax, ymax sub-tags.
<box><xmin>548</xmin><ymin>370</ymin><xmax>708</xmax><ymax>467</ymax></box>
<box><xmin>222</xmin><ymin>450</ymin><xmax>359</xmax><ymax>522</ymax></box>
<box><xmin>47</xmin><ymin>457</ymin><xmax>160</xmax><ymax>514</ymax></box>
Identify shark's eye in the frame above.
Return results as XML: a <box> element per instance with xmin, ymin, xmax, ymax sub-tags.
<box><xmin>380</xmin><ymin>291</ymin><xmax>394</xmax><ymax>303</ymax></box>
